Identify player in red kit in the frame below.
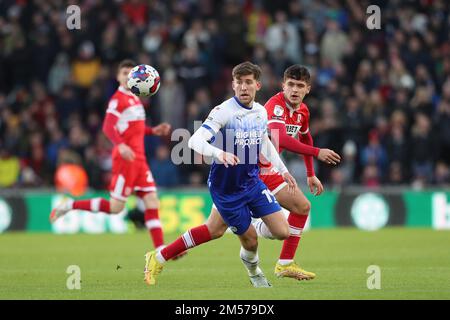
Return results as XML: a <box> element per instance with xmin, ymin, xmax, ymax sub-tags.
<box><xmin>255</xmin><ymin>65</ymin><xmax>341</xmax><ymax>280</ymax></box>
<box><xmin>50</xmin><ymin>59</ymin><xmax>172</xmax><ymax>253</ymax></box>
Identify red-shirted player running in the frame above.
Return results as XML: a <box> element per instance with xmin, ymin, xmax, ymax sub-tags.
<box><xmin>254</xmin><ymin>65</ymin><xmax>341</xmax><ymax>279</ymax></box>
<box><xmin>50</xmin><ymin>59</ymin><xmax>173</xmax><ymax>253</ymax></box>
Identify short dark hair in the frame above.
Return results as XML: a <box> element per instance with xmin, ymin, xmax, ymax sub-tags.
<box><xmin>283</xmin><ymin>65</ymin><xmax>311</xmax><ymax>84</ymax></box>
<box><xmin>232</xmin><ymin>61</ymin><xmax>262</xmax><ymax>81</ymax></box>
<box><xmin>117</xmin><ymin>59</ymin><xmax>136</xmax><ymax>72</ymax></box>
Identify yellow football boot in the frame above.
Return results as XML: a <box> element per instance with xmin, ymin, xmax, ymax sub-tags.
<box><xmin>144</xmin><ymin>251</ymin><xmax>163</xmax><ymax>285</ymax></box>
<box><xmin>274</xmin><ymin>262</ymin><xmax>316</xmax><ymax>281</ymax></box>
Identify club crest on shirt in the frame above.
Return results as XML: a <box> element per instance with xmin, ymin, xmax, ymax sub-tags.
<box><xmin>274</xmin><ymin>105</ymin><xmax>284</xmax><ymax>117</ymax></box>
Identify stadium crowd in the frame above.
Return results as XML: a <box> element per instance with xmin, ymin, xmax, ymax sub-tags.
<box><xmin>0</xmin><ymin>0</ymin><xmax>449</xmax><ymax>190</ymax></box>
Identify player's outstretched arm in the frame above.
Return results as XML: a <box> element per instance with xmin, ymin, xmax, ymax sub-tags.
<box><xmin>268</xmin><ymin>122</ymin><xmax>320</xmax><ymax>157</ymax></box>
<box><xmin>188</xmin><ymin>127</ymin><xmax>239</xmax><ymax>167</ymax></box>
<box><xmin>146</xmin><ymin>123</ymin><xmax>172</xmax><ymax>136</ymax></box>
<box><xmin>300</xmin><ymin>131</ymin><xmax>341</xmax><ymax>166</ymax></box>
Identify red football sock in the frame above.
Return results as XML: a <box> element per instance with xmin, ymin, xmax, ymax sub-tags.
<box><xmin>72</xmin><ymin>198</ymin><xmax>111</xmax><ymax>213</ymax></box>
<box><xmin>144</xmin><ymin>208</ymin><xmax>164</xmax><ymax>249</ymax></box>
<box><xmin>159</xmin><ymin>224</ymin><xmax>211</xmax><ymax>261</ymax></box>
<box><xmin>279</xmin><ymin>213</ymin><xmax>308</xmax><ymax>261</ymax></box>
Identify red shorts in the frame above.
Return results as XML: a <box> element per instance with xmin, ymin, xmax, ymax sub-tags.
<box><xmin>259</xmin><ymin>167</ymin><xmax>287</xmax><ymax>195</ymax></box>
<box><xmin>109</xmin><ymin>157</ymin><xmax>156</xmax><ymax>201</ymax></box>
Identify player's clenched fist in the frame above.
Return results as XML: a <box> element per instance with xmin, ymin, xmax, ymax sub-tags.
<box><xmin>218</xmin><ymin>151</ymin><xmax>240</xmax><ymax>168</ymax></box>
<box><xmin>152</xmin><ymin>122</ymin><xmax>171</xmax><ymax>136</ymax></box>
<box><xmin>118</xmin><ymin>143</ymin><xmax>136</xmax><ymax>161</ymax></box>
<box><xmin>317</xmin><ymin>148</ymin><xmax>341</xmax><ymax>165</ymax></box>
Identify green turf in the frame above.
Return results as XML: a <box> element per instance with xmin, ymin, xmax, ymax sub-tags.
<box><xmin>1</xmin><ymin>228</ymin><xmax>449</xmax><ymax>299</ymax></box>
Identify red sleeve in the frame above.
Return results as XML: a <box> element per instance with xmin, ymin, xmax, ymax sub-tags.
<box><xmin>102</xmin><ymin>113</ymin><xmax>123</xmax><ymax>145</ymax></box>
<box><xmin>268</xmin><ymin>122</ymin><xmax>320</xmax><ymax>157</ymax></box>
<box><xmin>299</xmin><ymin>132</ymin><xmax>315</xmax><ymax>177</ymax></box>
<box><xmin>145</xmin><ymin>126</ymin><xmax>154</xmax><ymax>135</ymax></box>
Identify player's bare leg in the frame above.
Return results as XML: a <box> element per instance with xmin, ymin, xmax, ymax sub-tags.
<box><xmin>259</xmin><ymin>210</ymin><xmax>290</xmax><ymax>240</ymax></box>
<box><xmin>206</xmin><ymin>207</ymin><xmax>229</xmax><ymax>239</ymax></box>
<box><xmin>143</xmin><ymin>207</ymin><xmax>226</xmax><ymax>285</ymax></box>
<box><xmin>254</xmin><ymin>185</ymin><xmax>316</xmax><ymax>280</ymax></box>
<box><xmin>274</xmin><ymin>185</ymin><xmax>315</xmax><ymax>280</ymax></box>
<box><xmin>140</xmin><ymin>191</ymin><xmax>168</xmax><ymax>254</ymax></box>
<box><xmin>50</xmin><ymin>196</ymin><xmax>125</xmax><ymax>222</ymax></box>
<box><xmin>238</xmin><ymin>224</ymin><xmax>271</xmax><ymax>288</ymax></box>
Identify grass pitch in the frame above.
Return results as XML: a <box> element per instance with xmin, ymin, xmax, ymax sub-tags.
<box><xmin>1</xmin><ymin>228</ymin><xmax>449</xmax><ymax>300</ymax></box>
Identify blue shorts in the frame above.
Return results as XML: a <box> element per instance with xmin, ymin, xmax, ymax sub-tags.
<box><xmin>209</xmin><ymin>180</ymin><xmax>281</xmax><ymax>235</ymax></box>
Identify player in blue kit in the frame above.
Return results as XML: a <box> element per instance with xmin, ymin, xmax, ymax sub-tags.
<box><xmin>144</xmin><ymin>62</ymin><xmax>297</xmax><ymax>287</ymax></box>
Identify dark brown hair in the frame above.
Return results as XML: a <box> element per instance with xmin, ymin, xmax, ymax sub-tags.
<box><xmin>232</xmin><ymin>61</ymin><xmax>262</xmax><ymax>81</ymax></box>
<box><xmin>283</xmin><ymin>65</ymin><xmax>311</xmax><ymax>84</ymax></box>
<box><xmin>117</xmin><ymin>59</ymin><xmax>136</xmax><ymax>72</ymax></box>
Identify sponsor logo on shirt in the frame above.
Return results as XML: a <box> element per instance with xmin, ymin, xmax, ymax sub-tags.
<box><xmin>286</xmin><ymin>124</ymin><xmax>301</xmax><ymax>137</ymax></box>
<box><xmin>234</xmin><ymin>129</ymin><xmax>264</xmax><ymax>147</ymax></box>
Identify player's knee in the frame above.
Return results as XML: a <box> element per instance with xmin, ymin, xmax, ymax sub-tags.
<box><xmin>143</xmin><ymin>193</ymin><xmax>159</xmax><ymax>209</ymax></box>
<box><xmin>293</xmin><ymin>198</ymin><xmax>310</xmax><ymax>215</ymax></box>
<box><xmin>274</xmin><ymin>225</ymin><xmax>290</xmax><ymax>240</ymax></box>
<box><xmin>109</xmin><ymin>202</ymin><xmax>125</xmax><ymax>214</ymax></box>
<box><xmin>109</xmin><ymin>206</ymin><xmax>122</xmax><ymax>214</ymax></box>
<box><xmin>146</xmin><ymin>198</ymin><xmax>159</xmax><ymax>210</ymax></box>
<box><xmin>208</xmin><ymin>225</ymin><xmax>226</xmax><ymax>240</ymax></box>
<box><xmin>275</xmin><ymin>228</ymin><xmax>289</xmax><ymax>240</ymax></box>
<box><xmin>243</xmin><ymin>238</ymin><xmax>258</xmax><ymax>252</ymax></box>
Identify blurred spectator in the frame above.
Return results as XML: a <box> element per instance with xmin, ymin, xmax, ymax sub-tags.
<box><xmin>435</xmin><ymin>82</ymin><xmax>450</xmax><ymax>163</ymax></box>
<box><xmin>0</xmin><ymin>147</ymin><xmax>20</xmax><ymax>187</ymax></box>
<box><xmin>410</xmin><ymin>113</ymin><xmax>435</xmax><ymax>184</ymax></box>
<box><xmin>360</xmin><ymin>130</ymin><xmax>388</xmax><ymax>181</ymax></box>
<box><xmin>72</xmin><ymin>41</ymin><xmax>101</xmax><ymax>89</ymax></box>
<box><xmin>220</xmin><ymin>0</ymin><xmax>247</xmax><ymax>65</ymax></box>
<box><xmin>385</xmin><ymin>111</ymin><xmax>410</xmax><ymax>179</ymax></box>
<box><xmin>387</xmin><ymin>161</ymin><xmax>405</xmax><ymax>185</ymax></box>
<box><xmin>339</xmin><ymin>140</ymin><xmax>357</xmax><ymax>185</ymax></box>
<box><xmin>157</xmin><ymin>68</ymin><xmax>186</xmax><ymax>129</ymax></box>
<box><xmin>150</xmin><ymin>145</ymin><xmax>180</xmax><ymax>188</ymax></box>
<box><xmin>121</xmin><ymin>0</ymin><xmax>149</xmax><ymax>28</ymax></box>
<box><xmin>0</xmin><ymin>0</ymin><xmax>449</xmax><ymax>190</ymax></box>
<box><xmin>320</xmin><ymin>19</ymin><xmax>349</xmax><ymax>65</ymax></box>
<box><xmin>434</xmin><ymin>162</ymin><xmax>450</xmax><ymax>185</ymax></box>
<box><xmin>47</xmin><ymin>54</ymin><xmax>71</xmax><ymax>95</ymax></box>
<box><xmin>264</xmin><ymin>11</ymin><xmax>301</xmax><ymax>64</ymax></box>
<box><xmin>362</xmin><ymin>164</ymin><xmax>381</xmax><ymax>187</ymax></box>
<box><xmin>177</xmin><ymin>47</ymin><xmax>208</xmax><ymax>101</ymax></box>
<box><xmin>246</xmin><ymin>2</ymin><xmax>271</xmax><ymax>47</ymax></box>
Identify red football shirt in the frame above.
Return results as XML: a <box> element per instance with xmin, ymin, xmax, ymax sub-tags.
<box><xmin>265</xmin><ymin>92</ymin><xmax>310</xmax><ymax>140</ymax></box>
<box><xmin>106</xmin><ymin>86</ymin><xmax>147</xmax><ymax>161</ymax></box>
<box><xmin>261</xmin><ymin>92</ymin><xmax>317</xmax><ymax>176</ymax></box>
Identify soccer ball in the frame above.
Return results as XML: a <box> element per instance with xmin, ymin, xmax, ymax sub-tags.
<box><xmin>127</xmin><ymin>64</ymin><xmax>161</xmax><ymax>97</ymax></box>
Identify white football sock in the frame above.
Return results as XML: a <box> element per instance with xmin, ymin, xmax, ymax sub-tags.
<box><xmin>277</xmin><ymin>259</ymin><xmax>294</xmax><ymax>266</ymax></box>
<box><xmin>253</xmin><ymin>219</ymin><xmax>275</xmax><ymax>239</ymax></box>
<box><xmin>65</xmin><ymin>198</ymin><xmax>74</xmax><ymax>211</ymax></box>
<box><xmin>155</xmin><ymin>251</ymin><xmax>166</xmax><ymax>264</ymax></box>
<box><xmin>240</xmin><ymin>247</ymin><xmax>262</xmax><ymax>276</ymax></box>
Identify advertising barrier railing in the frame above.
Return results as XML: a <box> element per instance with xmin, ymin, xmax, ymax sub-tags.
<box><xmin>0</xmin><ymin>189</ymin><xmax>449</xmax><ymax>233</ymax></box>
